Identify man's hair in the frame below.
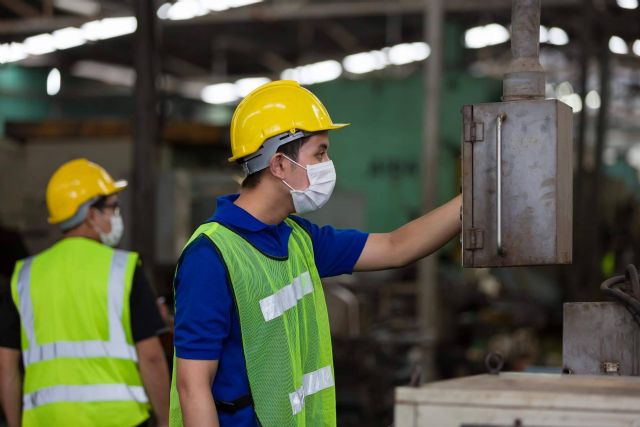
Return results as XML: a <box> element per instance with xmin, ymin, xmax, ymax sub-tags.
<box><xmin>241</xmin><ymin>136</ymin><xmax>308</xmax><ymax>189</ymax></box>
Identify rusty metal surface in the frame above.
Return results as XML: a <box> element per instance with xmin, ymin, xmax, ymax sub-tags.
<box><xmin>563</xmin><ymin>302</ymin><xmax>640</xmax><ymax>376</ymax></box>
<box><xmin>503</xmin><ymin>0</ymin><xmax>546</xmax><ymax>100</ymax></box>
<box><xmin>462</xmin><ymin>99</ymin><xmax>573</xmax><ymax>267</ymax></box>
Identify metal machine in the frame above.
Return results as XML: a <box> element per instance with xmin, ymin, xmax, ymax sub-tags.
<box><xmin>461</xmin><ymin>0</ymin><xmax>573</xmax><ymax>268</ymax></box>
<box><xmin>563</xmin><ymin>264</ymin><xmax>640</xmax><ymax>377</ymax></box>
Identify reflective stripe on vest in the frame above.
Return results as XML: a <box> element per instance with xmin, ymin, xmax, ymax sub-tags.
<box><xmin>288</xmin><ymin>365</ymin><xmax>335</xmax><ymax>415</ymax></box>
<box><xmin>23</xmin><ymin>384</ymin><xmax>148</xmax><ymax>410</ymax></box>
<box><xmin>16</xmin><ymin>250</ymin><xmax>138</xmax><ymax>367</ymax></box>
<box><xmin>259</xmin><ymin>271</ymin><xmax>313</xmax><ymax>322</ymax></box>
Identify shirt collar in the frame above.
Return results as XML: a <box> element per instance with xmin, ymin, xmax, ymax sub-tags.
<box><xmin>209</xmin><ymin>194</ymin><xmax>289</xmax><ymax>233</ymax></box>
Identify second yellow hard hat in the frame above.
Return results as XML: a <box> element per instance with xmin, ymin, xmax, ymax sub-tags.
<box><xmin>46</xmin><ymin>158</ymin><xmax>127</xmax><ymax>224</ymax></box>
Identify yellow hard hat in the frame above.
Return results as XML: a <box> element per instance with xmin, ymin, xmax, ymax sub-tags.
<box><xmin>228</xmin><ymin>80</ymin><xmax>349</xmax><ymax>162</ymax></box>
<box><xmin>46</xmin><ymin>158</ymin><xmax>127</xmax><ymax>224</ymax></box>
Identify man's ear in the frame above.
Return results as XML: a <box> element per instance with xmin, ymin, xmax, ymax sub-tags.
<box><xmin>269</xmin><ymin>154</ymin><xmax>288</xmax><ymax>180</ymax></box>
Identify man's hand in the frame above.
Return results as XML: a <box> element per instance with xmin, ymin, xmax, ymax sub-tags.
<box><xmin>176</xmin><ymin>358</ymin><xmax>220</xmax><ymax>427</ymax></box>
<box><xmin>355</xmin><ymin>195</ymin><xmax>462</xmax><ymax>271</ymax></box>
<box><xmin>0</xmin><ymin>347</ymin><xmax>22</xmax><ymax>427</ymax></box>
<box><xmin>136</xmin><ymin>337</ymin><xmax>170</xmax><ymax>426</ymax></box>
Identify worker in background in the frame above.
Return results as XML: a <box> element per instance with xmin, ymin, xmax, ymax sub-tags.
<box><xmin>170</xmin><ymin>80</ymin><xmax>462</xmax><ymax>427</ymax></box>
<box><xmin>0</xmin><ymin>159</ymin><xmax>170</xmax><ymax>427</ymax></box>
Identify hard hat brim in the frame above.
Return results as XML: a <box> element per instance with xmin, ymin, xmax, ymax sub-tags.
<box><xmin>228</xmin><ymin>123</ymin><xmax>351</xmax><ymax>163</ymax></box>
<box><xmin>112</xmin><ymin>180</ymin><xmax>128</xmax><ymax>191</ymax></box>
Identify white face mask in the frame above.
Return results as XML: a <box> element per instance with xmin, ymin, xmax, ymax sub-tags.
<box><xmin>281</xmin><ymin>155</ymin><xmax>336</xmax><ymax>214</ymax></box>
<box><xmin>94</xmin><ymin>210</ymin><xmax>124</xmax><ymax>247</ymax></box>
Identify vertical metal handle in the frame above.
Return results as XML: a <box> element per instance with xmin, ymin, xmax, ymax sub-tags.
<box><xmin>496</xmin><ymin>113</ymin><xmax>506</xmax><ymax>256</ymax></box>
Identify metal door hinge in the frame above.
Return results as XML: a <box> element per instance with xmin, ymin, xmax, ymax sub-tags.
<box><xmin>464</xmin><ymin>121</ymin><xmax>484</xmax><ymax>142</ymax></box>
<box><xmin>465</xmin><ymin>228</ymin><xmax>484</xmax><ymax>250</ymax></box>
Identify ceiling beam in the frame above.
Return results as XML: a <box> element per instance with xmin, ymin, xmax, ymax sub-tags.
<box><xmin>0</xmin><ymin>0</ymin><xmax>584</xmax><ymax>36</ymax></box>
<box><xmin>0</xmin><ymin>0</ymin><xmax>40</xmax><ymax>17</ymax></box>
<box><xmin>165</xmin><ymin>0</ymin><xmax>580</xmax><ymax>27</ymax></box>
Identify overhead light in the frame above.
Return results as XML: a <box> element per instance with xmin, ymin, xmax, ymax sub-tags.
<box><xmin>539</xmin><ymin>25</ymin><xmax>549</xmax><ymax>43</ymax></box>
<box><xmin>0</xmin><ymin>43</ymin><xmax>27</xmax><ymax>64</ymax></box>
<box><xmin>556</xmin><ymin>81</ymin><xmax>574</xmax><ymax>97</ymax></box>
<box><xmin>47</xmin><ymin>68</ymin><xmax>61</xmax><ymax>96</ymax></box>
<box><xmin>166</xmin><ymin>0</ymin><xmax>208</xmax><ymax>21</ymax></box>
<box><xmin>201</xmin><ymin>83</ymin><xmax>239</xmax><ymax>104</ymax></box>
<box><xmin>616</xmin><ymin>0</ymin><xmax>638</xmax><ymax>9</ymax></box>
<box><xmin>633</xmin><ymin>40</ymin><xmax>640</xmax><ymax>56</ymax></box>
<box><xmin>483</xmin><ymin>23</ymin><xmax>510</xmax><ymax>46</ymax></box>
<box><xmin>465</xmin><ymin>23</ymin><xmax>510</xmax><ymax>49</ymax></box>
<box><xmin>388</xmin><ymin>42</ymin><xmax>430</xmax><ymax>65</ymax></box>
<box><xmin>282</xmin><ymin>60</ymin><xmax>342</xmax><ymax>85</ymax></box>
<box><xmin>548</xmin><ymin>27</ymin><xmax>569</xmax><ymax>46</ymax></box>
<box><xmin>52</xmin><ymin>27</ymin><xmax>86</xmax><ymax>50</ymax></box>
<box><xmin>560</xmin><ymin>93</ymin><xmax>582</xmax><ymax>113</ymax></box>
<box><xmin>609</xmin><ymin>36</ymin><xmax>629</xmax><ymax>54</ymax></box>
<box><xmin>23</xmin><ymin>34</ymin><xmax>57</xmax><ymax>55</ymax></box>
<box><xmin>627</xmin><ymin>145</ymin><xmax>640</xmax><ymax>170</ymax></box>
<box><xmin>585</xmin><ymin>90</ymin><xmax>601</xmax><ymax>110</ymax></box>
<box><xmin>202</xmin><ymin>0</ymin><xmax>230</xmax><ymax>11</ymax></box>
<box><xmin>203</xmin><ymin>0</ymin><xmax>263</xmax><ymax>11</ymax></box>
<box><xmin>343</xmin><ymin>51</ymin><xmax>387</xmax><ymax>74</ymax></box>
<box><xmin>159</xmin><ymin>0</ymin><xmax>263</xmax><ymax>20</ymax></box>
<box><xmin>82</xmin><ymin>17</ymin><xmax>137</xmax><ymax>41</ymax></box>
<box><xmin>157</xmin><ymin>3</ymin><xmax>172</xmax><ymax>19</ymax></box>
<box><xmin>3</xmin><ymin>15</ymin><xmax>138</xmax><ymax>64</ymax></box>
<box><xmin>202</xmin><ymin>0</ymin><xmax>262</xmax><ymax>11</ymax></box>
<box><xmin>72</xmin><ymin>60</ymin><xmax>136</xmax><ymax>87</ymax></box>
<box><xmin>225</xmin><ymin>0</ymin><xmax>262</xmax><ymax>6</ymax></box>
<box><xmin>235</xmin><ymin>77</ymin><xmax>271</xmax><ymax>97</ymax></box>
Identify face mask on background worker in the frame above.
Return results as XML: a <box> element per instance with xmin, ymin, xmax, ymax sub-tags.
<box><xmin>93</xmin><ymin>208</ymin><xmax>124</xmax><ymax>247</ymax></box>
<box><xmin>281</xmin><ymin>154</ymin><xmax>336</xmax><ymax>214</ymax></box>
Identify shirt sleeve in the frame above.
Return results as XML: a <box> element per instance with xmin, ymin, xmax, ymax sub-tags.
<box><xmin>0</xmin><ymin>279</ymin><xmax>21</xmax><ymax>350</ymax></box>
<box><xmin>174</xmin><ymin>234</ymin><xmax>233</xmax><ymax>361</ymax></box>
<box><xmin>130</xmin><ymin>262</ymin><xmax>169</xmax><ymax>343</ymax></box>
<box><xmin>289</xmin><ymin>216</ymin><xmax>369</xmax><ymax>278</ymax></box>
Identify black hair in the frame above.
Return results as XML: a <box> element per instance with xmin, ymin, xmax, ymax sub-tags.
<box><xmin>90</xmin><ymin>196</ymin><xmax>110</xmax><ymax>210</ymax></box>
<box><xmin>241</xmin><ymin>136</ymin><xmax>308</xmax><ymax>189</ymax></box>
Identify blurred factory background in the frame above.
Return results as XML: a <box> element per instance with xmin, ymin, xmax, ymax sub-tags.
<box><xmin>1</xmin><ymin>0</ymin><xmax>640</xmax><ymax>425</ymax></box>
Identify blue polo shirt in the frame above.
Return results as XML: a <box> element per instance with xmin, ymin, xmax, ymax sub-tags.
<box><xmin>174</xmin><ymin>194</ymin><xmax>368</xmax><ymax>426</ymax></box>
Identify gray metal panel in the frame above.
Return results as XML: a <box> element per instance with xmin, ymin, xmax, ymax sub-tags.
<box><xmin>563</xmin><ymin>302</ymin><xmax>640</xmax><ymax>376</ymax></box>
<box><xmin>555</xmin><ymin>102</ymin><xmax>573</xmax><ymax>263</ymax></box>
<box><xmin>462</xmin><ymin>99</ymin><xmax>572</xmax><ymax>267</ymax></box>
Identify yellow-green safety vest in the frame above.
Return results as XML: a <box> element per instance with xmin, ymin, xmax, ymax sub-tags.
<box><xmin>10</xmin><ymin>237</ymin><xmax>150</xmax><ymax>427</ymax></box>
<box><xmin>170</xmin><ymin>218</ymin><xmax>336</xmax><ymax>426</ymax></box>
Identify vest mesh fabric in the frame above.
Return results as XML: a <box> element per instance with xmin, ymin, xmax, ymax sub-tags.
<box><xmin>170</xmin><ymin>218</ymin><xmax>336</xmax><ymax>427</ymax></box>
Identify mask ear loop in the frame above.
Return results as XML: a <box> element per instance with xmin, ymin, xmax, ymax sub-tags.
<box><xmin>280</xmin><ymin>153</ymin><xmax>307</xmax><ymax>170</ymax></box>
<box><xmin>280</xmin><ymin>154</ymin><xmax>308</xmax><ymax>192</ymax></box>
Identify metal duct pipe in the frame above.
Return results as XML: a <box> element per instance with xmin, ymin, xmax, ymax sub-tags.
<box><xmin>503</xmin><ymin>0</ymin><xmax>546</xmax><ymax>101</ymax></box>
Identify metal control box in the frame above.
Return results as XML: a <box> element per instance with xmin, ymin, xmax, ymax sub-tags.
<box><xmin>461</xmin><ymin>99</ymin><xmax>573</xmax><ymax>267</ymax></box>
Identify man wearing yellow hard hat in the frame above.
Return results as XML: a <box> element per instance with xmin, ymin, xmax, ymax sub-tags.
<box><xmin>0</xmin><ymin>159</ymin><xmax>170</xmax><ymax>427</ymax></box>
<box><xmin>170</xmin><ymin>80</ymin><xmax>461</xmax><ymax>427</ymax></box>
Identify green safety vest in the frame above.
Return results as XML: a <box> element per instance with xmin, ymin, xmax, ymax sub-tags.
<box><xmin>10</xmin><ymin>238</ymin><xmax>150</xmax><ymax>427</ymax></box>
<box><xmin>170</xmin><ymin>218</ymin><xmax>336</xmax><ymax>427</ymax></box>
